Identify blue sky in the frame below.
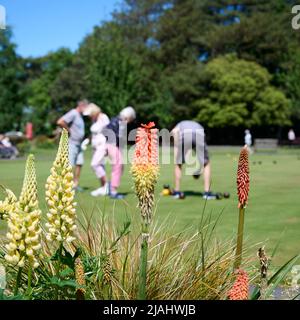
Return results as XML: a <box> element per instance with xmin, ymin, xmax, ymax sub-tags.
<box><xmin>1</xmin><ymin>0</ymin><xmax>120</xmax><ymax>57</ymax></box>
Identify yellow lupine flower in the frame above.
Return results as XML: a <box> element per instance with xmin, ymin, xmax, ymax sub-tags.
<box><xmin>5</xmin><ymin>155</ymin><xmax>42</xmax><ymax>269</ymax></box>
<box><xmin>0</xmin><ymin>187</ymin><xmax>17</xmax><ymax>221</ymax></box>
<box><xmin>45</xmin><ymin>129</ymin><xmax>77</xmax><ymax>244</ymax></box>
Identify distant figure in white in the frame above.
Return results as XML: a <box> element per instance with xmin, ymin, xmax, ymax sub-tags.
<box><xmin>288</xmin><ymin>128</ymin><xmax>296</xmax><ymax>145</ymax></box>
<box><xmin>244</xmin><ymin>129</ymin><xmax>253</xmax><ymax>154</ymax></box>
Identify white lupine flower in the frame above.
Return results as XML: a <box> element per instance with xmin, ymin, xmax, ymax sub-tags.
<box><xmin>4</xmin><ymin>155</ymin><xmax>42</xmax><ymax>269</ymax></box>
<box><xmin>0</xmin><ymin>188</ymin><xmax>17</xmax><ymax>221</ymax></box>
<box><xmin>45</xmin><ymin>129</ymin><xmax>77</xmax><ymax>245</ymax></box>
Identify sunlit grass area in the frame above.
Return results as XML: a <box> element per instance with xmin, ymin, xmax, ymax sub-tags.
<box><xmin>1</xmin><ymin>146</ymin><xmax>300</xmax><ymax>265</ymax></box>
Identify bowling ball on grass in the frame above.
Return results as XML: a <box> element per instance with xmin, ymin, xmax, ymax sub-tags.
<box><xmin>223</xmin><ymin>192</ymin><xmax>230</xmax><ymax>199</ymax></box>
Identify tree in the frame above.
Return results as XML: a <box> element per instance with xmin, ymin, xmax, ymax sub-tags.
<box><xmin>50</xmin><ymin>61</ymin><xmax>87</xmax><ymax>113</ymax></box>
<box><xmin>278</xmin><ymin>50</ymin><xmax>300</xmax><ymax>121</ymax></box>
<box><xmin>77</xmin><ymin>23</ymin><xmax>143</xmax><ymax>116</ymax></box>
<box><xmin>194</xmin><ymin>55</ymin><xmax>291</xmax><ymax>128</ymax></box>
<box><xmin>27</xmin><ymin>48</ymin><xmax>73</xmax><ymax>134</ymax></box>
<box><xmin>0</xmin><ymin>28</ymin><xmax>24</xmax><ymax>132</ymax></box>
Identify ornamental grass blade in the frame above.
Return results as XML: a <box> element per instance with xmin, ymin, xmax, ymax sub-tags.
<box><xmin>251</xmin><ymin>254</ymin><xmax>300</xmax><ymax>300</ymax></box>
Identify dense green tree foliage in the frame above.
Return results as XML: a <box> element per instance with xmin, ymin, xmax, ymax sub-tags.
<box><xmin>0</xmin><ymin>29</ymin><xmax>25</xmax><ymax>132</ymax></box>
<box><xmin>1</xmin><ymin>0</ymin><xmax>300</xmax><ymax>140</ymax></box>
<box><xmin>26</xmin><ymin>48</ymin><xmax>73</xmax><ymax>134</ymax></box>
<box><xmin>194</xmin><ymin>55</ymin><xmax>291</xmax><ymax>128</ymax></box>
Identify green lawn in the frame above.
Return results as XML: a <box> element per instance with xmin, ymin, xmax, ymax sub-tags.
<box><xmin>1</xmin><ymin>146</ymin><xmax>300</xmax><ymax>265</ymax></box>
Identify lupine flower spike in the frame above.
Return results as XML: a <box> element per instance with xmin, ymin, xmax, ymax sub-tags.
<box><xmin>131</xmin><ymin>122</ymin><xmax>159</xmax><ymax>300</ymax></box>
<box><xmin>5</xmin><ymin>154</ymin><xmax>42</xmax><ymax>269</ymax></box>
<box><xmin>234</xmin><ymin>146</ymin><xmax>250</xmax><ymax>269</ymax></box>
<box><xmin>45</xmin><ymin>129</ymin><xmax>77</xmax><ymax>244</ymax></box>
<box><xmin>0</xmin><ymin>187</ymin><xmax>17</xmax><ymax>221</ymax></box>
<box><xmin>228</xmin><ymin>269</ymin><xmax>249</xmax><ymax>300</ymax></box>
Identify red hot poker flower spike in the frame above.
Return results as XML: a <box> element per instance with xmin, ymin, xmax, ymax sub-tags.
<box><xmin>131</xmin><ymin>122</ymin><xmax>159</xmax><ymax>224</ymax></box>
<box><xmin>228</xmin><ymin>269</ymin><xmax>249</xmax><ymax>300</ymax></box>
<box><xmin>134</xmin><ymin>122</ymin><xmax>158</xmax><ymax>166</ymax></box>
<box><xmin>237</xmin><ymin>146</ymin><xmax>249</xmax><ymax>209</ymax></box>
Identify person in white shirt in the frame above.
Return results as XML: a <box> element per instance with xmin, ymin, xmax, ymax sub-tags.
<box><xmin>288</xmin><ymin>129</ymin><xmax>296</xmax><ymax>144</ymax></box>
<box><xmin>244</xmin><ymin>129</ymin><xmax>253</xmax><ymax>154</ymax></box>
<box><xmin>83</xmin><ymin>103</ymin><xmax>110</xmax><ymax>196</ymax></box>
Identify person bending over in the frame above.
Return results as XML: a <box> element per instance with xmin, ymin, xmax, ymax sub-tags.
<box><xmin>103</xmin><ymin>106</ymin><xmax>136</xmax><ymax>199</ymax></box>
<box><xmin>171</xmin><ymin>120</ymin><xmax>216</xmax><ymax>200</ymax></box>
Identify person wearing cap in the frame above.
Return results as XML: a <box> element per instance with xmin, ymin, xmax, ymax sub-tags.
<box><xmin>57</xmin><ymin>99</ymin><xmax>89</xmax><ymax>190</ymax></box>
<box><xmin>103</xmin><ymin>106</ymin><xmax>136</xmax><ymax>199</ymax></box>
<box><xmin>83</xmin><ymin>103</ymin><xmax>110</xmax><ymax>197</ymax></box>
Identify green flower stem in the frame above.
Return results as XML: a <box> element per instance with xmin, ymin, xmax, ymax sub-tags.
<box><xmin>234</xmin><ymin>207</ymin><xmax>245</xmax><ymax>270</ymax></box>
<box><xmin>26</xmin><ymin>266</ymin><xmax>32</xmax><ymax>297</ymax></box>
<box><xmin>55</xmin><ymin>243</ymin><xmax>63</xmax><ymax>300</ymax></box>
<box><xmin>138</xmin><ymin>223</ymin><xmax>149</xmax><ymax>300</ymax></box>
<box><xmin>14</xmin><ymin>267</ymin><xmax>23</xmax><ymax>296</ymax></box>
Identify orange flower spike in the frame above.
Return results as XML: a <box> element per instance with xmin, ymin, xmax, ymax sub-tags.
<box><xmin>131</xmin><ymin>122</ymin><xmax>159</xmax><ymax>224</ymax></box>
<box><xmin>134</xmin><ymin>122</ymin><xmax>158</xmax><ymax>166</ymax></box>
<box><xmin>237</xmin><ymin>146</ymin><xmax>249</xmax><ymax>208</ymax></box>
<box><xmin>141</xmin><ymin>122</ymin><xmax>155</xmax><ymax>129</ymax></box>
<box><xmin>228</xmin><ymin>269</ymin><xmax>249</xmax><ymax>300</ymax></box>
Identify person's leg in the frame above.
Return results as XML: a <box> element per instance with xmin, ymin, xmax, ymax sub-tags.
<box><xmin>196</xmin><ymin>139</ymin><xmax>213</xmax><ymax>194</ymax></box>
<box><xmin>91</xmin><ymin>145</ymin><xmax>107</xmax><ymax>187</ymax></box>
<box><xmin>69</xmin><ymin>143</ymin><xmax>79</xmax><ymax>187</ymax></box>
<box><xmin>74</xmin><ymin>165</ymin><xmax>81</xmax><ymax>188</ymax></box>
<box><xmin>174</xmin><ymin>164</ymin><xmax>182</xmax><ymax>192</ymax></box>
<box><xmin>203</xmin><ymin>162</ymin><xmax>211</xmax><ymax>193</ymax></box>
<box><xmin>202</xmin><ymin>142</ymin><xmax>211</xmax><ymax>192</ymax></box>
<box><xmin>74</xmin><ymin>147</ymin><xmax>84</xmax><ymax>189</ymax></box>
<box><xmin>174</xmin><ymin>139</ymin><xmax>185</xmax><ymax>192</ymax></box>
<box><xmin>107</xmin><ymin>144</ymin><xmax>123</xmax><ymax>194</ymax></box>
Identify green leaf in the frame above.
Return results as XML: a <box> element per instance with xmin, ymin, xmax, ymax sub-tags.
<box><xmin>251</xmin><ymin>254</ymin><xmax>300</xmax><ymax>300</ymax></box>
<box><xmin>59</xmin><ymin>267</ymin><xmax>74</xmax><ymax>278</ymax></box>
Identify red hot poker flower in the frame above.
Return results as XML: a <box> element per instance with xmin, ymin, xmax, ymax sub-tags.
<box><xmin>237</xmin><ymin>146</ymin><xmax>249</xmax><ymax>208</ymax></box>
<box><xmin>131</xmin><ymin>122</ymin><xmax>159</xmax><ymax>224</ymax></box>
<box><xmin>134</xmin><ymin>122</ymin><xmax>158</xmax><ymax>167</ymax></box>
<box><xmin>228</xmin><ymin>269</ymin><xmax>249</xmax><ymax>300</ymax></box>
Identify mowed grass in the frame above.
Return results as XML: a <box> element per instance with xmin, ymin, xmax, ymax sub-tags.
<box><xmin>0</xmin><ymin>146</ymin><xmax>300</xmax><ymax>265</ymax></box>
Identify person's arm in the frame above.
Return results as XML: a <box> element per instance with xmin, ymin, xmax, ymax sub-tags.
<box><xmin>57</xmin><ymin>110</ymin><xmax>75</xmax><ymax>133</ymax></box>
<box><xmin>90</xmin><ymin>114</ymin><xmax>110</xmax><ymax>134</ymax></box>
<box><xmin>57</xmin><ymin>117</ymin><xmax>70</xmax><ymax>132</ymax></box>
